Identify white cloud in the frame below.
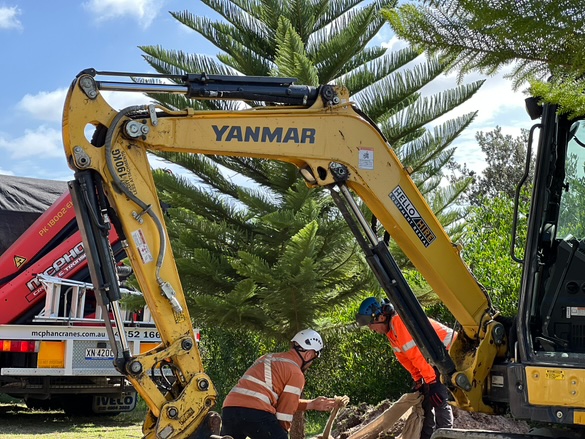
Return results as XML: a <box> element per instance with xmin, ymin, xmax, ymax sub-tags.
<box><xmin>381</xmin><ymin>35</ymin><xmax>409</xmax><ymax>52</ymax></box>
<box><xmin>18</xmin><ymin>88</ymin><xmax>68</xmax><ymax>123</ymax></box>
<box><xmin>102</xmin><ymin>90</ymin><xmax>155</xmax><ymax>110</ymax></box>
<box><xmin>430</xmin><ymin>69</ymin><xmax>528</xmax><ymax>127</ymax></box>
<box><xmin>0</xmin><ymin>6</ymin><xmax>22</xmax><ymax>30</ymax></box>
<box><xmin>83</xmin><ymin>0</ymin><xmax>162</xmax><ymax>28</ymax></box>
<box><xmin>416</xmin><ymin>66</ymin><xmax>531</xmax><ymax>174</ymax></box>
<box><xmin>16</xmin><ymin>86</ymin><xmax>154</xmax><ymax>123</ymax></box>
<box><xmin>0</xmin><ymin>126</ymin><xmax>63</xmax><ymax>160</ymax></box>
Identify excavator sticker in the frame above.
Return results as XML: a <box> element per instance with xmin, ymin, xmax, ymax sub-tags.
<box><xmin>545</xmin><ymin>370</ymin><xmax>566</xmax><ymax>380</ymax></box>
<box><xmin>358</xmin><ymin>148</ymin><xmax>374</xmax><ymax>170</ymax></box>
<box><xmin>111</xmin><ymin>148</ymin><xmax>137</xmax><ymax>195</ymax></box>
<box><xmin>389</xmin><ymin>186</ymin><xmax>436</xmax><ymax>247</ymax></box>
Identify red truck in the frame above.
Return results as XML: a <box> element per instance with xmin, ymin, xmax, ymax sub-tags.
<box><xmin>0</xmin><ymin>174</ymin><xmax>160</xmax><ymax>415</ymax></box>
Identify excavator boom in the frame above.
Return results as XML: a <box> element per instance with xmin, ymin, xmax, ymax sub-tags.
<box><xmin>62</xmin><ymin>70</ymin><xmax>567</xmax><ymax>438</ymax></box>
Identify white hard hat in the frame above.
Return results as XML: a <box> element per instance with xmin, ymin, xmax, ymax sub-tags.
<box><xmin>291</xmin><ymin>329</ymin><xmax>324</xmax><ymax>354</ymax></box>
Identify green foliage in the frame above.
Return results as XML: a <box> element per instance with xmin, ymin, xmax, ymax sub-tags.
<box><xmin>451</xmin><ymin>127</ymin><xmax>533</xmax><ymax>206</ymax></box>
<box><xmin>384</xmin><ymin>0</ymin><xmax>585</xmax><ymax>116</ymax></box>
<box><xmin>459</xmin><ymin>192</ymin><xmax>529</xmax><ymax>316</ymax></box>
<box><xmin>135</xmin><ymin>0</ymin><xmax>493</xmax><ymax>408</ymax></box>
<box><xmin>156</xmin><ymin>170</ymin><xmax>376</xmax><ymax>341</ymax></box>
<box><xmin>304</xmin><ymin>327</ymin><xmax>411</xmax><ymax>403</ymax></box>
<box><xmin>198</xmin><ymin>327</ymin><xmax>278</xmax><ymax>408</ymax></box>
<box><xmin>472</xmin><ymin>127</ymin><xmax>531</xmax><ymax>202</ymax></box>
<box><xmin>558</xmin><ymin>146</ymin><xmax>585</xmax><ymax>240</ymax></box>
<box><xmin>198</xmin><ymin>323</ymin><xmax>410</xmax><ymax>409</ymax></box>
<box><xmin>530</xmin><ymin>79</ymin><xmax>585</xmax><ymax>120</ymax></box>
<box><xmin>144</xmin><ymin>0</ymin><xmax>479</xmax><ymax>235</ymax></box>
<box><xmin>305</xmin><ymin>411</ymin><xmax>330</xmax><ymax>437</ymax></box>
<box><xmin>273</xmin><ymin>16</ymin><xmax>319</xmax><ymax>85</ymax></box>
<box><xmin>143</xmin><ymin>0</ymin><xmax>481</xmax><ymax>343</ymax></box>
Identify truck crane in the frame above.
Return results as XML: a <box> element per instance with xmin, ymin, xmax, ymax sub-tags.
<box><xmin>61</xmin><ymin>69</ymin><xmax>585</xmax><ymax>439</ymax></box>
<box><xmin>0</xmin><ymin>175</ymin><xmax>160</xmax><ymax>415</ymax></box>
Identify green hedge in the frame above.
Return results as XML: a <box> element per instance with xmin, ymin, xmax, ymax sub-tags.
<box><xmin>198</xmin><ymin>326</ymin><xmax>410</xmax><ymax>409</ymax></box>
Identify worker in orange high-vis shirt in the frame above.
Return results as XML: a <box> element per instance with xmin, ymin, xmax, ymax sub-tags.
<box><xmin>220</xmin><ymin>329</ymin><xmax>337</xmax><ymax>439</ymax></box>
<box><xmin>356</xmin><ymin>297</ymin><xmax>456</xmax><ymax>439</ymax></box>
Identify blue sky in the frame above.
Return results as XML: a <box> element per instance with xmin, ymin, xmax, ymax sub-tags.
<box><xmin>0</xmin><ymin>0</ymin><xmax>530</xmax><ymax>181</ymax></box>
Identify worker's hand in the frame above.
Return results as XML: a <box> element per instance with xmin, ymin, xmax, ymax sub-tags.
<box><xmin>426</xmin><ymin>382</ymin><xmax>446</xmax><ymax>408</ymax></box>
<box><xmin>411</xmin><ymin>379</ymin><xmax>425</xmax><ymax>393</ymax></box>
<box><xmin>307</xmin><ymin>396</ymin><xmax>337</xmax><ymax>412</ymax></box>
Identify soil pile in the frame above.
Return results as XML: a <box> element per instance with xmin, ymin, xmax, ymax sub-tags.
<box><xmin>331</xmin><ymin>398</ymin><xmax>530</xmax><ymax>439</ymax></box>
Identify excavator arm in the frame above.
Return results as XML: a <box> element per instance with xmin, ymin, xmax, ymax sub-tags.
<box><xmin>62</xmin><ymin>70</ymin><xmax>504</xmax><ymax>438</ymax></box>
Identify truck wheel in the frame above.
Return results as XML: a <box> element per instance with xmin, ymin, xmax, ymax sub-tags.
<box><xmin>61</xmin><ymin>395</ymin><xmax>93</xmax><ymax>417</ymax></box>
<box><xmin>25</xmin><ymin>397</ymin><xmax>58</xmax><ymax>411</ymax></box>
<box><xmin>61</xmin><ymin>395</ymin><xmax>121</xmax><ymax>417</ymax></box>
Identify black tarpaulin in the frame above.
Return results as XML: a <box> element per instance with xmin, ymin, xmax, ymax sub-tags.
<box><xmin>0</xmin><ymin>174</ymin><xmax>68</xmax><ymax>254</ymax></box>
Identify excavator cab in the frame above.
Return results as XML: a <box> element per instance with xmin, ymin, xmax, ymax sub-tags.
<box><xmin>432</xmin><ymin>103</ymin><xmax>585</xmax><ymax>438</ymax></box>
<box><xmin>518</xmin><ymin>105</ymin><xmax>585</xmax><ymax>358</ymax></box>
<box><xmin>492</xmin><ymin>102</ymin><xmax>585</xmax><ymax>428</ymax></box>
<box><xmin>533</xmin><ymin>116</ymin><xmax>585</xmax><ymax>354</ymax></box>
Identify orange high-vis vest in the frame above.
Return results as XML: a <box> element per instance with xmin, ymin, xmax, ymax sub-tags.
<box><xmin>222</xmin><ymin>350</ymin><xmax>308</xmax><ymax>431</ymax></box>
<box><xmin>385</xmin><ymin>314</ymin><xmax>456</xmax><ymax>383</ymax></box>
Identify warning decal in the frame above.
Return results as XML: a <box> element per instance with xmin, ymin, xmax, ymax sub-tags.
<box><xmin>14</xmin><ymin>255</ymin><xmax>27</xmax><ymax>268</ymax></box>
<box><xmin>389</xmin><ymin>186</ymin><xmax>436</xmax><ymax>247</ymax></box>
<box><xmin>131</xmin><ymin>229</ymin><xmax>154</xmax><ymax>264</ymax></box>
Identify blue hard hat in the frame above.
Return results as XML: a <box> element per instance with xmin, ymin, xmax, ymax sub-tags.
<box><xmin>356</xmin><ymin>297</ymin><xmax>395</xmax><ymax>326</ymax></box>
<box><xmin>357</xmin><ymin>297</ymin><xmax>380</xmax><ymax>326</ymax></box>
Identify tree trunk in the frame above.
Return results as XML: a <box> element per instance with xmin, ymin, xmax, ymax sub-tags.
<box><xmin>290</xmin><ymin>410</ymin><xmax>305</xmax><ymax>439</ymax></box>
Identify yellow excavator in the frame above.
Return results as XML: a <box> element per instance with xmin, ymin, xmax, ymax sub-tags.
<box><xmin>61</xmin><ymin>69</ymin><xmax>585</xmax><ymax>439</ymax></box>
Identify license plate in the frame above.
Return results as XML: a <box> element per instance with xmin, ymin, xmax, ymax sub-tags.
<box><xmin>85</xmin><ymin>347</ymin><xmax>115</xmax><ymax>359</ymax></box>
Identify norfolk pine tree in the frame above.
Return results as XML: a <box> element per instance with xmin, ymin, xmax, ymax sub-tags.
<box><xmin>385</xmin><ymin>0</ymin><xmax>585</xmax><ymax>117</ymax></box>
<box><xmin>138</xmin><ymin>1</ymin><xmax>482</xmax><ymax>340</ymax></box>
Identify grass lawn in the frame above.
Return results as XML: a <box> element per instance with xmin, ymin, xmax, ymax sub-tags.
<box><xmin>0</xmin><ymin>397</ymin><xmax>144</xmax><ymax>439</ymax></box>
<box><xmin>0</xmin><ymin>396</ymin><xmax>329</xmax><ymax>439</ymax></box>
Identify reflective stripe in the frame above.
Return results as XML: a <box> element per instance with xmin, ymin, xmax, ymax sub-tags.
<box><xmin>255</xmin><ymin>357</ymin><xmax>298</xmax><ymax>367</ymax></box>
<box><xmin>443</xmin><ymin>328</ymin><xmax>455</xmax><ymax>349</ymax></box>
<box><xmin>401</xmin><ymin>340</ymin><xmax>416</xmax><ymax>353</ymax></box>
<box><xmin>283</xmin><ymin>385</ymin><xmax>302</xmax><ymax>396</ymax></box>
<box><xmin>240</xmin><ymin>354</ymin><xmax>301</xmax><ymax>406</ymax></box>
<box><xmin>390</xmin><ymin>314</ymin><xmax>456</xmax><ymax>353</ymax></box>
<box><xmin>264</xmin><ymin>354</ymin><xmax>274</xmax><ymax>391</ymax></box>
<box><xmin>271</xmin><ymin>357</ymin><xmax>299</xmax><ymax>366</ymax></box>
<box><xmin>395</xmin><ymin>331</ymin><xmax>453</xmax><ymax>353</ymax></box>
<box><xmin>276</xmin><ymin>412</ymin><xmax>294</xmax><ymax>422</ymax></box>
<box><xmin>231</xmin><ymin>387</ymin><xmax>272</xmax><ymax>405</ymax></box>
<box><xmin>242</xmin><ymin>374</ymin><xmax>279</xmax><ymax>400</ymax></box>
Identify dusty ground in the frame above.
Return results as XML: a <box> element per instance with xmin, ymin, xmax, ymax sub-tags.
<box><xmin>331</xmin><ymin>398</ymin><xmax>530</xmax><ymax>439</ymax></box>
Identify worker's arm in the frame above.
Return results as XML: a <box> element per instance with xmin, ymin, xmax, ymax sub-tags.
<box><xmin>275</xmin><ymin>370</ymin><xmax>306</xmax><ymax>431</ymax></box>
<box><xmin>395</xmin><ymin>351</ymin><xmax>425</xmax><ymax>382</ymax></box>
<box><xmin>393</xmin><ymin>318</ymin><xmax>436</xmax><ymax>383</ymax></box>
<box><xmin>298</xmin><ymin>396</ymin><xmax>337</xmax><ymax>411</ymax></box>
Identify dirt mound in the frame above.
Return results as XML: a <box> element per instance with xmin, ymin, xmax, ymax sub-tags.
<box><xmin>332</xmin><ymin>399</ymin><xmax>530</xmax><ymax>439</ymax></box>
<box><xmin>451</xmin><ymin>406</ymin><xmax>529</xmax><ymax>434</ymax></box>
